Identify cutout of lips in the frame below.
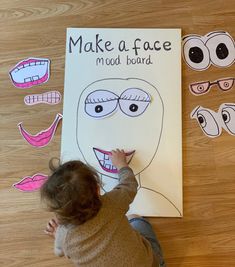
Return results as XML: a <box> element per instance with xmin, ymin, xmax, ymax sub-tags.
<box><xmin>13</xmin><ymin>173</ymin><xmax>48</xmax><ymax>192</ymax></box>
<box><xmin>18</xmin><ymin>113</ymin><xmax>63</xmax><ymax>147</ymax></box>
<box><xmin>9</xmin><ymin>57</ymin><xmax>50</xmax><ymax>88</ymax></box>
<box><xmin>24</xmin><ymin>91</ymin><xmax>62</xmax><ymax>106</ymax></box>
<box><xmin>93</xmin><ymin>148</ymin><xmax>135</xmax><ymax>174</ymax></box>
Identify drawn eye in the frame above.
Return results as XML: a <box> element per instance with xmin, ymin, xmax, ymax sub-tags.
<box><xmin>221</xmin><ymin>105</ymin><xmax>235</xmax><ymax>135</ymax></box>
<box><xmin>191</xmin><ymin>107</ymin><xmax>221</xmax><ymax>137</ymax></box>
<box><xmin>205</xmin><ymin>33</ymin><xmax>235</xmax><ymax>67</ymax></box>
<box><xmin>183</xmin><ymin>37</ymin><xmax>210</xmax><ymax>70</ymax></box>
<box><xmin>119</xmin><ymin>88</ymin><xmax>151</xmax><ymax>117</ymax></box>
<box><xmin>85</xmin><ymin>90</ymin><xmax>119</xmax><ymax>118</ymax></box>
<box><xmin>189</xmin><ymin>81</ymin><xmax>210</xmax><ymax>95</ymax></box>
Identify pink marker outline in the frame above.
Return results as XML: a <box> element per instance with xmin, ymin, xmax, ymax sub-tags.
<box><xmin>9</xmin><ymin>58</ymin><xmax>50</xmax><ymax>88</ymax></box>
<box><xmin>18</xmin><ymin>113</ymin><xmax>63</xmax><ymax>147</ymax></box>
<box><xmin>93</xmin><ymin>148</ymin><xmax>135</xmax><ymax>174</ymax></box>
<box><xmin>13</xmin><ymin>173</ymin><xmax>48</xmax><ymax>192</ymax></box>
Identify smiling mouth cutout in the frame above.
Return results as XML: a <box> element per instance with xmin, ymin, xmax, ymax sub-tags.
<box><xmin>93</xmin><ymin>148</ymin><xmax>135</xmax><ymax>174</ymax></box>
<box><xmin>9</xmin><ymin>58</ymin><xmax>50</xmax><ymax>88</ymax></box>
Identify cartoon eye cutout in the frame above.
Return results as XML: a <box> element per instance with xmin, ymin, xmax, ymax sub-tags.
<box><xmin>189</xmin><ymin>81</ymin><xmax>210</xmax><ymax>95</ymax></box>
<box><xmin>119</xmin><ymin>88</ymin><xmax>151</xmax><ymax>117</ymax></box>
<box><xmin>191</xmin><ymin>106</ymin><xmax>221</xmax><ymax>138</ymax></box>
<box><xmin>217</xmin><ymin>78</ymin><xmax>234</xmax><ymax>91</ymax></box>
<box><xmin>85</xmin><ymin>90</ymin><xmax>119</xmax><ymax>118</ymax></box>
<box><xmin>182</xmin><ymin>36</ymin><xmax>210</xmax><ymax>71</ymax></box>
<box><xmin>220</xmin><ymin>104</ymin><xmax>235</xmax><ymax>135</ymax></box>
<box><xmin>205</xmin><ymin>32</ymin><xmax>235</xmax><ymax>67</ymax></box>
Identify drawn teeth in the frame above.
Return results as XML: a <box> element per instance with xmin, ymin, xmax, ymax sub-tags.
<box><xmin>104</xmin><ymin>154</ymin><xmax>109</xmax><ymax>160</ymax></box>
<box><xmin>32</xmin><ymin>75</ymin><xmax>40</xmax><ymax>81</ymax></box>
<box><xmin>105</xmin><ymin>164</ymin><xmax>111</xmax><ymax>170</ymax></box>
<box><xmin>24</xmin><ymin>77</ymin><xmax>32</xmax><ymax>82</ymax></box>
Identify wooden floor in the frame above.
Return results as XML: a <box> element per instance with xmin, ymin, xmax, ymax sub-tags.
<box><xmin>0</xmin><ymin>0</ymin><xmax>235</xmax><ymax>266</ymax></box>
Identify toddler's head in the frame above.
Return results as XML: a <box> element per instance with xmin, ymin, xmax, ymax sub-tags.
<box><xmin>41</xmin><ymin>159</ymin><xmax>102</xmax><ymax>225</ymax></box>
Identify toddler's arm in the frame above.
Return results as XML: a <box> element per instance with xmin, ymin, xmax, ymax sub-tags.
<box><xmin>108</xmin><ymin>149</ymin><xmax>138</xmax><ymax>211</ymax></box>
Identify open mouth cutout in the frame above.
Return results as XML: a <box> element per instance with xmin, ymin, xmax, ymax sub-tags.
<box><xmin>93</xmin><ymin>148</ymin><xmax>135</xmax><ymax>174</ymax></box>
<box><xmin>9</xmin><ymin>58</ymin><xmax>50</xmax><ymax>88</ymax></box>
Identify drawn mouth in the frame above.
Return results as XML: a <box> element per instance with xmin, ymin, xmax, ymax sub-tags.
<box><xmin>18</xmin><ymin>113</ymin><xmax>63</xmax><ymax>147</ymax></box>
<box><xmin>24</xmin><ymin>91</ymin><xmax>62</xmax><ymax>105</ymax></box>
<box><xmin>13</xmin><ymin>173</ymin><xmax>48</xmax><ymax>192</ymax></box>
<box><xmin>93</xmin><ymin>148</ymin><xmax>135</xmax><ymax>174</ymax></box>
<box><xmin>9</xmin><ymin>58</ymin><xmax>50</xmax><ymax>88</ymax></box>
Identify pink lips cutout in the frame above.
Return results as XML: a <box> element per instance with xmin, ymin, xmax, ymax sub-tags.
<box><xmin>9</xmin><ymin>58</ymin><xmax>50</xmax><ymax>88</ymax></box>
<box><xmin>93</xmin><ymin>148</ymin><xmax>135</xmax><ymax>174</ymax></box>
<box><xmin>18</xmin><ymin>113</ymin><xmax>63</xmax><ymax>147</ymax></box>
<box><xmin>13</xmin><ymin>173</ymin><xmax>48</xmax><ymax>192</ymax></box>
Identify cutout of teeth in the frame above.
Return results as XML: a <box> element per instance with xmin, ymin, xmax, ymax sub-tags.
<box><xmin>9</xmin><ymin>58</ymin><xmax>50</xmax><ymax>88</ymax></box>
<box><xmin>93</xmin><ymin>148</ymin><xmax>135</xmax><ymax>174</ymax></box>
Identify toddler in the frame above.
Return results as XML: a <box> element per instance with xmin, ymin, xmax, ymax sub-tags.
<box><xmin>41</xmin><ymin>149</ymin><xmax>165</xmax><ymax>267</ymax></box>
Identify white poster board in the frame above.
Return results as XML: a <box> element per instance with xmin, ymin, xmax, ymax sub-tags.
<box><xmin>61</xmin><ymin>28</ymin><xmax>182</xmax><ymax>217</ymax></box>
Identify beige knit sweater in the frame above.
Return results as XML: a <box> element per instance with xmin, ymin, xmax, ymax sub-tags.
<box><xmin>54</xmin><ymin>167</ymin><xmax>158</xmax><ymax>267</ymax></box>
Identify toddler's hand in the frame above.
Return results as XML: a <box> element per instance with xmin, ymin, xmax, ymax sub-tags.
<box><xmin>44</xmin><ymin>218</ymin><xmax>58</xmax><ymax>238</ymax></box>
<box><xmin>110</xmin><ymin>149</ymin><xmax>128</xmax><ymax>171</ymax></box>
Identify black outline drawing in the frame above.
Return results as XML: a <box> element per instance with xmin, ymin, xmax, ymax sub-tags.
<box><xmin>189</xmin><ymin>77</ymin><xmax>235</xmax><ymax>96</ymax></box>
<box><xmin>84</xmin><ymin>87</ymin><xmax>151</xmax><ymax>118</ymax></box>
<box><xmin>191</xmin><ymin>103</ymin><xmax>235</xmax><ymax>137</ymax></box>
<box><xmin>221</xmin><ymin>104</ymin><xmax>235</xmax><ymax>135</ymax></box>
<box><xmin>9</xmin><ymin>57</ymin><xmax>50</xmax><ymax>88</ymax></box>
<box><xmin>76</xmin><ymin>77</ymin><xmax>182</xmax><ymax>216</ymax></box>
<box><xmin>182</xmin><ymin>31</ymin><xmax>235</xmax><ymax>71</ymax></box>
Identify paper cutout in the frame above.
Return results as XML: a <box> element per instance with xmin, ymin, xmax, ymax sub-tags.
<box><xmin>9</xmin><ymin>57</ymin><xmax>50</xmax><ymax>88</ymax></box>
<box><xmin>13</xmin><ymin>173</ymin><xmax>48</xmax><ymax>192</ymax></box>
<box><xmin>24</xmin><ymin>91</ymin><xmax>62</xmax><ymax>105</ymax></box>
<box><xmin>189</xmin><ymin>77</ymin><xmax>235</xmax><ymax>95</ymax></box>
<box><xmin>93</xmin><ymin>148</ymin><xmax>135</xmax><ymax>174</ymax></box>
<box><xmin>191</xmin><ymin>103</ymin><xmax>235</xmax><ymax>137</ymax></box>
<box><xmin>85</xmin><ymin>88</ymin><xmax>151</xmax><ymax>119</ymax></box>
<box><xmin>182</xmin><ymin>31</ymin><xmax>235</xmax><ymax>71</ymax></box>
<box><xmin>18</xmin><ymin>113</ymin><xmax>62</xmax><ymax>147</ymax></box>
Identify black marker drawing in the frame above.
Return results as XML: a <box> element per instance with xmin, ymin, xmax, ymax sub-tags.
<box><xmin>182</xmin><ymin>31</ymin><xmax>235</xmax><ymax>71</ymax></box>
<box><xmin>84</xmin><ymin>88</ymin><xmax>151</xmax><ymax>118</ymax></box>
<box><xmin>191</xmin><ymin>103</ymin><xmax>235</xmax><ymax>137</ymax></box>
<box><xmin>76</xmin><ymin>77</ymin><xmax>182</xmax><ymax>216</ymax></box>
<box><xmin>189</xmin><ymin>77</ymin><xmax>235</xmax><ymax>96</ymax></box>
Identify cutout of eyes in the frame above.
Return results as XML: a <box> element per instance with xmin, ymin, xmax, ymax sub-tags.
<box><xmin>191</xmin><ymin>106</ymin><xmax>221</xmax><ymax>137</ymax></box>
<box><xmin>85</xmin><ymin>90</ymin><xmax>119</xmax><ymax>118</ymax></box>
<box><xmin>205</xmin><ymin>33</ymin><xmax>235</xmax><ymax>67</ymax></box>
<box><xmin>119</xmin><ymin>88</ymin><xmax>151</xmax><ymax>117</ymax></box>
<box><xmin>221</xmin><ymin>104</ymin><xmax>235</xmax><ymax>135</ymax></box>
<box><xmin>183</xmin><ymin>37</ymin><xmax>210</xmax><ymax>70</ymax></box>
<box><xmin>190</xmin><ymin>81</ymin><xmax>210</xmax><ymax>95</ymax></box>
<box><xmin>217</xmin><ymin>78</ymin><xmax>234</xmax><ymax>90</ymax></box>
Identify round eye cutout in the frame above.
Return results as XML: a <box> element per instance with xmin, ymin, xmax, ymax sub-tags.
<box><xmin>221</xmin><ymin>105</ymin><xmax>235</xmax><ymax>135</ymax></box>
<box><xmin>183</xmin><ymin>37</ymin><xmax>210</xmax><ymax>71</ymax></box>
<box><xmin>85</xmin><ymin>90</ymin><xmax>119</xmax><ymax>118</ymax></box>
<box><xmin>205</xmin><ymin>33</ymin><xmax>235</xmax><ymax>67</ymax></box>
<box><xmin>119</xmin><ymin>88</ymin><xmax>151</xmax><ymax>117</ymax></box>
<box><xmin>195</xmin><ymin>109</ymin><xmax>220</xmax><ymax>137</ymax></box>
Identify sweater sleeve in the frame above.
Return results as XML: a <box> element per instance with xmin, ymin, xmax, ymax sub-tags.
<box><xmin>54</xmin><ymin>225</ymin><xmax>67</xmax><ymax>257</ymax></box>
<box><xmin>106</xmin><ymin>166</ymin><xmax>138</xmax><ymax>211</ymax></box>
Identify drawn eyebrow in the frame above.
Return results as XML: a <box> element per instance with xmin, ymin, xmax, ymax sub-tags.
<box><xmin>182</xmin><ymin>34</ymin><xmax>202</xmax><ymax>41</ymax></box>
<box><xmin>206</xmin><ymin>31</ymin><xmax>226</xmax><ymax>37</ymax></box>
<box><xmin>85</xmin><ymin>90</ymin><xmax>119</xmax><ymax>104</ymax></box>
<box><xmin>191</xmin><ymin>105</ymin><xmax>201</xmax><ymax>117</ymax></box>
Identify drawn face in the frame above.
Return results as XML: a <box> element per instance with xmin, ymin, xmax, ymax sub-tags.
<box><xmin>182</xmin><ymin>31</ymin><xmax>235</xmax><ymax>71</ymax></box>
<box><xmin>76</xmin><ymin>78</ymin><xmax>163</xmax><ymax>178</ymax></box>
